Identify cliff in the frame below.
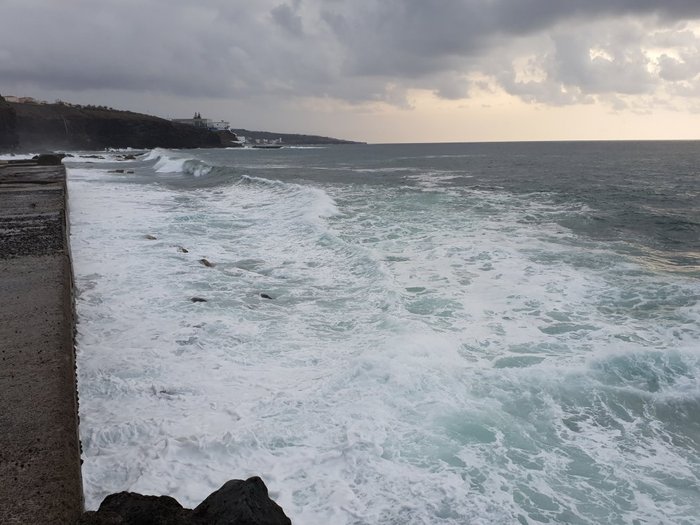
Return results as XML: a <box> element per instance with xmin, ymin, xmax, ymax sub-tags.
<box><xmin>0</xmin><ymin>95</ymin><xmax>19</xmax><ymax>150</ymax></box>
<box><xmin>8</xmin><ymin>102</ymin><xmax>222</xmax><ymax>151</ymax></box>
<box><xmin>0</xmin><ymin>96</ymin><xmax>361</xmax><ymax>152</ymax></box>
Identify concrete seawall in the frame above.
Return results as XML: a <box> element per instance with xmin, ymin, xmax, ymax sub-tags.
<box><xmin>0</xmin><ymin>160</ymin><xmax>83</xmax><ymax>523</ymax></box>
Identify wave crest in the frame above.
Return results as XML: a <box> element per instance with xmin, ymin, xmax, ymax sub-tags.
<box><xmin>143</xmin><ymin>148</ymin><xmax>213</xmax><ymax>177</ymax></box>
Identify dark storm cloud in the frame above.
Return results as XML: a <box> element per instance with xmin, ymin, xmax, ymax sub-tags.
<box><xmin>319</xmin><ymin>0</ymin><xmax>700</xmax><ymax>75</ymax></box>
<box><xmin>1</xmin><ymin>0</ymin><xmax>700</xmax><ymax>108</ymax></box>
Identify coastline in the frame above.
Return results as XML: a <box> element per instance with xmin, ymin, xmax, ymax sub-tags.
<box><xmin>1</xmin><ymin>97</ymin><xmax>362</xmax><ymax>152</ymax></box>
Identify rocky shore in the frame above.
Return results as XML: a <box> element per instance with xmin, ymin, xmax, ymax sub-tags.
<box><xmin>79</xmin><ymin>477</ymin><xmax>291</xmax><ymax>525</ymax></box>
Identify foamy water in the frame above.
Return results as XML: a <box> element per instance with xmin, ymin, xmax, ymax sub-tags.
<box><xmin>68</xmin><ymin>144</ymin><xmax>700</xmax><ymax>524</ymax></box>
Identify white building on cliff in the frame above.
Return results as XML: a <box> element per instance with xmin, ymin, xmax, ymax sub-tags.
<box><xmin>172</xmin><ymin>113</ymin><xmax>229</xmax><ymax>131</ymax></box>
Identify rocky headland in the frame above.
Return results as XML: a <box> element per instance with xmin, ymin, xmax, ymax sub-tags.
<box><xmin>0</xmin><ymin>95</ymin><xmax>362</xmax><ymax>152</ymax></box>
<box><xmin>230</xmin><ymin>128</ymin><xmax>362</xmax><ymax>146</ymax></box>
<box><xmin>7</xmin><ymin>101</ymin><xmax>222</xmax><ymax>151</ymax></box>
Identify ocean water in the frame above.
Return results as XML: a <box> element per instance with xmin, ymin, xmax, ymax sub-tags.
<box><xmin>67</xmin><ymin>142</ymin><xmax>700</xmax><ymax>524</ymax></box>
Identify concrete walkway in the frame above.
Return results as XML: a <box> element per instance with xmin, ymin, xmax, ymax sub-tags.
<box><xmin>0</xmin><ymin>160</ymin><xmax>83</xmax><ymax>524</ymax></box>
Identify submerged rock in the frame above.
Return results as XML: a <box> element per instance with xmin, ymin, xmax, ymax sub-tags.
<box><xmin>77</xmin><ymin>477</ymin><xmax>291</xmax><ymax>525</ymax></box>
<box><xmin>177</xmin><ymin>246</ymin><xmax>189</xmax><ymax>253</ymax></box>
<box><xmin>32</xmin><ymin>153</ymin><xmax>66</xmax><ymax>165</ymax></box>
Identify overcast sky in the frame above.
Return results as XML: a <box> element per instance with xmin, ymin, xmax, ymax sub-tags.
<box><xmin>2</xmin><ymin>0</ymin><xmax>700</xmax><ymax>142</ymax></box>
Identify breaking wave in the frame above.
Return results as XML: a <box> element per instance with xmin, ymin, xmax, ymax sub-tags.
<box><xmin>68</xmin><ymin>143</ymin><xmax>700</xmax><ymax>524</ymax></box>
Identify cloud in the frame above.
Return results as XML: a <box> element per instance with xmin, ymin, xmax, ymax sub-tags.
<box><xmin>1</xmin><ymin>0</ymin><xmax>700</xmax><ymax>113</ymax></box>
<box><xmin>271</xmin><ymin>2</ymin><xmax>304</xmax><ymax>37</ymax></box>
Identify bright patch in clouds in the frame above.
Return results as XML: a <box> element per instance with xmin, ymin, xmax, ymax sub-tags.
<box><xmin>1</xmin><ymin>1</ymin><xmax>700</xmax><ymax>141</ymax></box>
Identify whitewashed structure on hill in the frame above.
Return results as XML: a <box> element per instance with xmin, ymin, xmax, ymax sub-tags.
<box><xmin>172</xmin><ymin>113</ymin><xmax>229</xmax><ymax>131</ymax></box>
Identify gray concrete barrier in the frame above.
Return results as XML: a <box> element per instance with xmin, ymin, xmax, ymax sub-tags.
<box><xmin>0</xmin><ymin>159</ymin><xmax>83</xmax><ymax>524</ymax></box>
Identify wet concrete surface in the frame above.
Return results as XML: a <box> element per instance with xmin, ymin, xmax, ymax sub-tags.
<box><xmin>0</xmin><ymin>160</ymin><xmax>83</xmax><ymax>524</ymax></box>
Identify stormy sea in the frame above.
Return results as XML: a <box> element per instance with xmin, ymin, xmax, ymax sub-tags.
<box><xmin>65</xmin><ymin>142</ymin><xmax>699</xmax><ymax>524</ymax></box>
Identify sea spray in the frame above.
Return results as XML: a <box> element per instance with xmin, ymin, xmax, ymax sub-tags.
<box><xmin>68</xmin><ymin>142</ymin><xmax>700</xmax><ymax>524</ymax></box>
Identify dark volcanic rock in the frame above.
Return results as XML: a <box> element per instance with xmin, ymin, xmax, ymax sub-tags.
<box><xmin>78</xmin><ymin>493</ymin><xmax>190</xmax><ymax>525</ymax></box>
<box><xmin>77</xmin><ymin>477</ymin><xmax>291</xmax><ymax>525</ymax></box>
<box><xmin>32</xmin><ymin>153</ymin><xmax>66</xmax><ymax>165</ymax></box>
<box><xmin>11</xmin><ymin>102</ymin><xmax>223</xmax><ymax>150</ymax></box>
<box><xmin>0</xmin><ymin>94</ymin><xmax>19</xmax><ymax>151</ymax></box>
<box><xmin>193</xmin><ymin>477</ymin><xmax>291</xmax><ymax>525</ymax></box>
<box><xmin>216</xmin><ymin>129</ymin><xmax>244</xmax><ymax>147</ymax></box>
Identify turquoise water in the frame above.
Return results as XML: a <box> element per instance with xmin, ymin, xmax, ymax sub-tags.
<box><xmin>69</xmin><ymin>142</ymin><xmax>699</xmax><ymax>524</ymax></box>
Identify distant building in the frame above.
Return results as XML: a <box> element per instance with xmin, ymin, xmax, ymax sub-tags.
<box><xmin>172</xmin><ymin>112</ymin><xmax>229</xmax><ymax>131</ymax></box>
<box><xmin>4</xmin><ymin>95</ymin><xmax>48</xmax><ymax>104</ymax></box>
<box><xmin>208</xmin><ymin>120</ymin><xmax>230</xmax><ymax>131</ymax></box>
<box><xmin>172</xmin><ymin>113</ymin><xmax>211</xmax><ymax>128</ymax></box>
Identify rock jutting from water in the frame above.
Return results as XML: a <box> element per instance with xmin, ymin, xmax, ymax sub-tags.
<box><xmin>77</xmin><ymin>476</ymin><xmax>292</xmax><ymax>525</ymax></box>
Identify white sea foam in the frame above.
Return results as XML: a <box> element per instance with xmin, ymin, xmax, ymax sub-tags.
<box><xmin>142</xmin><ymin>148</ymin><xmax>170</xmax><ymax>162</ymax></box>
<box><xmin>65</xmin><ymin>156</ymin><xmax>119</xmax><ymax>164</ymax></box>
<box><xmin>69</xmin><ymin>149</ymin><xmax>700</xmax><ymax>524</ymax></box>
<box><xmin>153</xmin><ymin>156</ymin><xmax>188</xmax><ymax>173</ymax></box>
<box><xmin>142</xmin><ymin>148</ymin><xmax>212</xmax><ymax>177</ymax></box>
<box><xmin>351</xmin><ymin>167</ymin><xmax>419</xmax><ymax>173</ymax></box>
<box><xmin>0</xmin><ymin>152</ymin><xmax>39</xmax><ymax>160</ymax></box>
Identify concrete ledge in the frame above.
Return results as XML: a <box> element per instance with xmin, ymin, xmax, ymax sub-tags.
<box><xmin>0</xmin><ymin>161</ymin><xmax>83</xmax><ymax>524</ymax></box>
